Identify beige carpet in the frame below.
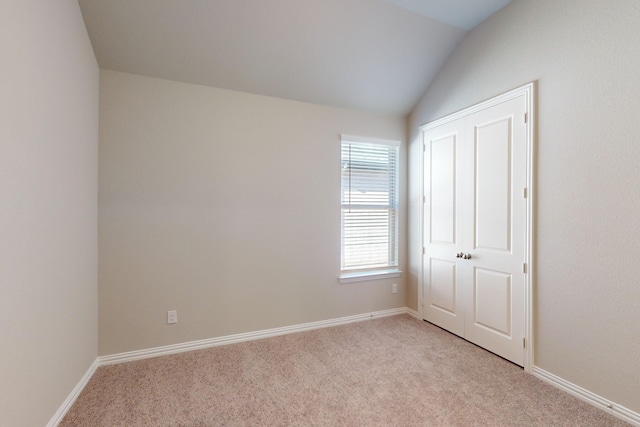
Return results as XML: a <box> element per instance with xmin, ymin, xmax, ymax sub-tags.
<box><xmin>60</xmin><ymin>315</ymin><xmax>629</xmax><ymax>426</ymax></box>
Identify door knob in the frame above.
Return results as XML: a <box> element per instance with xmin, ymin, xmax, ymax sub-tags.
<box><xmin>463</xmin><ymin>253</ymin><xmax>472</xmax><ymax>260</ymax></box>
<box><xmin>456</xmin><ymin>252</ymin><xmax>464</xmax><ymax>258</ymax></box>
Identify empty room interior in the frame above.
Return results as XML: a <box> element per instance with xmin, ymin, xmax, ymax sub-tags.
<box><xmin>2</xmin><ymin>0</ymin><xmax>639</xmax><ymax>426</ymax></box>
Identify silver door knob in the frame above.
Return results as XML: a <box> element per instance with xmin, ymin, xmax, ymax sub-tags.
<box><xmin>463</xmin><ymin>253</ymin><xmax>472</xmax><ymax>260</ymax></box>
<box><xmin>456</xmin><ymin>252</ymin><xmax>464</xmax><ymax>258</ymax></box>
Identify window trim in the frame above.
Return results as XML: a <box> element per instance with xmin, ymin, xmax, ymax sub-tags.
<box><xmin>339</xmin><ymin>269</ymin><xmax>402</xmax><ymax>284</ymax></box>
<box><xmin>339</xmin><ymin>134</ymin><xmax>401</xmax><ymax>281</ymax></box>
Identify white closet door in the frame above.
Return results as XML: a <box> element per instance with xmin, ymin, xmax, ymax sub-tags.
<box><xmin>462</xmin><ymin>96</ymin><xmax>527</xmax><ymax>366</ymax></box>
<box><xmin>422</xmin><ymin>93</ymin><xmax>528</xmax><ymax>367</ymax></box>
<box><xmin>422</xmin><ymin>118</ymin><xmax>466</xmax><ymax>337</ymax></box>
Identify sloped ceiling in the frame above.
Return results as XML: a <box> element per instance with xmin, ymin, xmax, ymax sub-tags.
<box><xmin>78</xmin><ymin>0</ymin><xmax>510</xmax><ymax>115</ymax></box>
<box><xmin>381</xmin><ymin>0</ymin><xmax>511</xmax><ymax>31</ymax></box>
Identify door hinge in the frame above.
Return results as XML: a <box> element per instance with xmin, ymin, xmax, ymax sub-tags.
<box><xmin>523</xmin><ymin>263</ymin><xmax>527</xmax><ymax>273</ymax></box>
<box><xmin>423</xmin><ymin>195</ymin><xmax>426</xmax><ymax>203</ymax></box>
<box><xmin>422</xmin><ymin>247</ymin><xmax>426</xmax><ymax>254</ymax></box>
<box><xmin>524</xmin><ymin>113</ymin><xmax>528</xmax><ymax>123</ymax></box>
<box><xmin>523</xmin><ymin>337</ymin><xmax>526</xmax><ymax>348</ymax></box>
<box><xmin>523</xmin><ymin>188</ymin><xmax>528</xmax><ymax>198</ymax></box>
<box><xmin>423</xmin><ymin>143</ymin><xmax>426</xmax><ymax>152</ymax></box>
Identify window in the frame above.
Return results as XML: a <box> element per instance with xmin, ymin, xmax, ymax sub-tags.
<box><xmin>340</xmin><ymin>135</ymin><xmax>400</xmax><ymax>282</ymax></box>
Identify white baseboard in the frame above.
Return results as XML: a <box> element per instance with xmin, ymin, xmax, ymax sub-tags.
<box><xmin>98</xmin><ymin>307</ymin><xmax>411</xmax><ymax>366</ymax></box>
<box><xmin>406</xmin><ymin>307</ymin><xmax>419</xmax><ymax>319</ymax></box>
<box><xmin>47</xmin><ymin>358</ymin><xmax>98</xmax><ymax>427</ymax></box>
<box><xmin>533</xmin><ymin>367</ymin><xmax>640</xmax><ymax>426</ymax></box>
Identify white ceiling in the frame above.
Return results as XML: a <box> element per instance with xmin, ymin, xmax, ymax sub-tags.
<box><xmin>78</xmin><ymin>0</ymin><xmax>510</xmax><ymax>115</ymax></box>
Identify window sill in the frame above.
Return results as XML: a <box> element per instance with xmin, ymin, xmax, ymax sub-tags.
<box><xmin>339</xmin><ymin>269</ymin><xmax>402</xmax><ymax>284</ymax></box>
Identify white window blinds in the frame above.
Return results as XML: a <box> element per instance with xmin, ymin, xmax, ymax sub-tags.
<box><xmin>341</xmin><ymin>135</ymin><xmax>400</xmax><ymax>272</ymax></box>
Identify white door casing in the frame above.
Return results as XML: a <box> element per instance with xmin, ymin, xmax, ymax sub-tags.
<box><xmin>420</xmin><ymin>83</ymin><xmax>534</xmax><ymax>369</ymax></box>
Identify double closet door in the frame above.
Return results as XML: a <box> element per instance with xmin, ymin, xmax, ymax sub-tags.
<box><xmin>422</xmin><ymin>91</ymin><xmax>530</xmax><ymax>367</ymax></box>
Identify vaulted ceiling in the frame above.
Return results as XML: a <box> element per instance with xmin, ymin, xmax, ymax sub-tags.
<box><xmin>78</xmin><ymin>0</ymin><xmax>510</xmax><ymax>115</ymax></box>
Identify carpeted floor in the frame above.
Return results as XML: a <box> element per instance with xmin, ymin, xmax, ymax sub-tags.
<box><xmin>60</xmin><ymin>315</ymin><xmax>629</xmax><ymax>426</ymax></box>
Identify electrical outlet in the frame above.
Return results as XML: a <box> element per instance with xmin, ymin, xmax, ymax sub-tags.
<box><xmin>167</xmin><ymin>310</ymin><xmax>178</xmax><ymax>324</ymax></box>
<box><xmin>392</xmin><ymin>283</ymin><xmax>398</xmax><ymax>294</ymax></box>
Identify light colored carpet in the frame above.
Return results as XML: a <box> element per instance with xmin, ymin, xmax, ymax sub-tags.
<box><xmin>60</xmin><ymin>315</ymin><xmax>629</xmax><ymax>426</ymax></box>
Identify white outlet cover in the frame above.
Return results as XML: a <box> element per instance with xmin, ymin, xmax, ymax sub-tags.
<box><xmin>167</xmin><ymin>310</ymin><xmax>178</xmax><ymax>324</ymax></box>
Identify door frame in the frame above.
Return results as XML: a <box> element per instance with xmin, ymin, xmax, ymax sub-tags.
<box><xmin>418</xmin><ymin>82</ymin><xmax>536</xmax><ymax>372</ymax></box>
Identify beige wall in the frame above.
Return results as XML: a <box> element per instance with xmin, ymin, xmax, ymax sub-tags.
<box><xmin>99</xmin><ymin>70</ymin><xmax>407</xmax><ymax>355</ymax></box>
<box><xmin>408</xmin><ymin>0</ymin><xmax>640</xmax><ymax>413</ymax></box>
<box><xmin>0</xmin><ymin>1</ymin><xmax>99</xmax><ymax>426</ymax></box>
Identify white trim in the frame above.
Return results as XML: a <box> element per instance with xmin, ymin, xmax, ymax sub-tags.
<box><xmin>523</xmin><ymin>82</ymin><xmax>536</xmax><ymax>373</ymax></box>
<box><xmin>98</xmin><ymin>307</ymin><xmax>411</xmax><ymax>366</ymax></box>
<box><xmin>46</xmin><ymin>359</ymin><xmax>98</xmax><ymax>427</ymax></box>
<box><xmin>406</xmin><ymin>307</ymin><xmax>420</xmax><ymax>319</ymax></box>
<box><xmin>417</xmin><ymin>82</ymin><xmax>536</xmax><ymax>373</ymax></box>
<box><xmin>339</xmin><ymin>269</ymin><xmax>402</xmax><ymax>284</ymax></box>
<box><xmin>533</xmin><ymin>367</ymin><xmax>640</xmax><ymax>426</ymax></box>
<box><xmin>419</xmin><ymin>83</ymin><xmax>535</xmax><ymax>132</ymax></box>
<box><xmin>417</xmin><ymin>123</ymin><xmax>425</xmax><ymax>321</ymax></box>
<box><xmin>340</xmin><ymin>134</ymin><xmax>401</xmax><ymax>147</ymax></box>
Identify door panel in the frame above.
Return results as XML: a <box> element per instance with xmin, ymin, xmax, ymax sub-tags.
<box><xmin>474</xmin><ymin>117</ymin><xmax>512</xmax><ymax>252</ymax></box>
<box><xmin>472</xmin><ymin>268</ymin><xmax>512</xmax><ymax>336</ymax></box>
<box><xmin>463</xmin><ymin>96</ymin><xmax>526</xmax><ymax>366</ymax></box>
<box><xmin>429</xmin><ymin>258</ymin><xmax>457</xmax><ymax>314</ymax></box>
<box><xmin>430</xmin><ymin>135</ymin><xmax>457</xmax><ymax>244</ymax></box>
<box><xmin>423</xmin><ymin>118</ymin><xmax>465</xmax><ymax>337</ymax></box>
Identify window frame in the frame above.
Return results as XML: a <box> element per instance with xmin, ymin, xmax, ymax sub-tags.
<box><xmin>339</xmin><ymin>134</ymin><xmax>402</xmax><ymax>283</ymax></box>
